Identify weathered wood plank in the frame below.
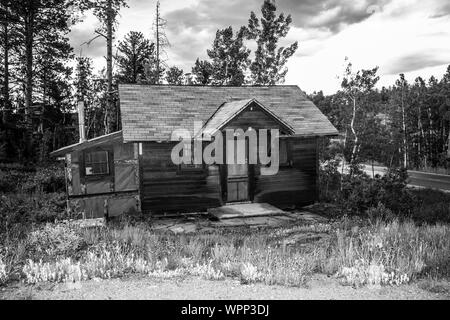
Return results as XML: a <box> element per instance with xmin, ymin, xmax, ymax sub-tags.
<box><xmin>141</xmin><ymin>142</ymin><xmax>222</xmax><ymax>213</ymax></box>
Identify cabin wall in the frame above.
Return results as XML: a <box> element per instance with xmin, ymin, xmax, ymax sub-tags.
<box><xmin>140</xmin><ymin>142</ymin><xmax>222</xmax><ymax>213</ymax></box>
<box><xmin>140</xmin><ymin>137</ymin><xmax>318</xmax><ymax>213</ymax></box>
<box><xmin>223</xmin><ymin>105</ymin><xmax>318</xmax><ymax>208</ymax></box>
<box><xmin>65</xmin><ymin>141</ymin><xmax>141</xmax><ymax>218</ymax></box>
<box><xmin>253</xmin><ymin>137</ymin><xmax>318</xmax><ymax>208</ymax></box>
<box><xmin>225</xmin><ymin>107</ymin><xmax>285</xmax><ymax>131</ymax></box>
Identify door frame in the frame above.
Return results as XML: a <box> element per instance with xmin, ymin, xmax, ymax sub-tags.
<box><xmin>221</xmin><ymin>136</ymin><xmax>252</xmax><ymax>203</ymax></box>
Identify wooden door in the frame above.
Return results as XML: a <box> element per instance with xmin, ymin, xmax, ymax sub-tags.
<box><xmin>226</xmin><ymin>139</ymin><xmax>249</xmax><ymax>202</ymax></box>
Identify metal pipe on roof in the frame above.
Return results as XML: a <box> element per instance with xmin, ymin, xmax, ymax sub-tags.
<box><xmin>77</xmin><ymin>100</ymin><xmax>86</xmax><ymax>143</ymax></box>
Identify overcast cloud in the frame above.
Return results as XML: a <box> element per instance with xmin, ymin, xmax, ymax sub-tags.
<box><xmin>69</xmin><ymin>0</ymin><xmax>450</xmax><ymax>94</ymax></box>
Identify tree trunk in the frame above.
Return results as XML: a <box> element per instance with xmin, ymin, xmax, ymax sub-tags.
<box><xmin>428</xmin><ymin>107</ymin><xmax>433</xmax><ymax>166</ymax></box>
<box><xmin>340</xmin><ymin>128</ymin><xmax>347</xmax><ymax>191</ymax></box>
<box><xmin>155</xmin><ymin>0</ymin><xmax>160</xmax><ymax>84</ymax></box>
<box><xmin>401</xmin><ymin>86</ymin><xmax>408</xmax><ymax>168</ymax></box>
<box><xmin>2</xmin><ymin>18</ymin><xmax>10</xmax><ymax>124</ymax></box>
<box><xmin>350</xmin><ymin>97</ymin><xmax>358</xmax><ymax>167</ymax></box>
<box><xmin>24</xmin><ymin>8</ymin><xmax>35</xmax><ymax>160</ymax></box>
<box><xmin>418</xmin><ymin>104</ymin><xmax>423</xmax><ymax>168</ymax></box>
<box><xmin>106</xmin><ymin>0</ymin><xmax>113</xmax><ymax>134</ymax></box>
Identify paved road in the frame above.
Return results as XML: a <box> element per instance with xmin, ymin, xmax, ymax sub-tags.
<box><xmin>361</xmin><ymin>165</ymin><xmax>450</xmax><ymax>192</ymax></box>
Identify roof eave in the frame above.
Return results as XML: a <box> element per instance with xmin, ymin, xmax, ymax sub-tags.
<box><xmin>50</xmin><ymin>131</ymin><xmax>123</xmax><ymax>157</ymax></box>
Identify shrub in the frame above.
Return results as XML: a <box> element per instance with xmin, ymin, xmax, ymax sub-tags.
<box><xmin>192</xmin><ymin>261</ymin><xmax>225</xmax><ymax>280</ymax></box>
<box><xmin>0</xmin><ymin>193</ymin><xmax>67</xmax><ymax>239</ymax></box>
<box><xmin>340</xmin><ymin>260</ymin><xmax>410</xmax><ymax>287</ymax></box>
<box><xmin>26</xmin><ymin>222</ymin><xmax>86</xmax><ymax>262</ymax></box>
<box><xmin>22</xmin><ymin>241</ymin><xmax>155</xmax><ymax>284</ymax></box>
<box><xmin>23</xmin><ymin>258</ymin><xmax>85</xmax><ymax>284</ymax></box>
<box><xmin>0</xmin><ymin>168</ymin><xmax>30</xmax><ymax>193</ymax></box>
<box><xmin>0</xmin><ymin>256</ymin><xmax>7</xmax><ymax>285</ymax></box>
<box><xmin>319</xmin><ymin>158</ymin><xmax>342</xmax><ymax>202</ymax></box>
<box><xmin>338</xmin><ymin>168</ymin><xmax>414</xmax><ymax>217</ymax></box>
<box><xmin>410</xmin><ymin>189</ymin><xmax>450</xmax><ymax>224</ymax></box>
<box><xmin>240</xmin><ymin>262</ymin><xmax>260</xmax><ymax>284</ymax></box>
<box><xmin>320</xmin><ymin>163</ymin><xmax>449</xmax><ymax>224</ymax></box>
<box><xmin>22</xmin><ymin>165</ymin><xmax>65</xmax><ymax>194</ymax></box>
<box><xmin>0</xmin><ymin>165</ymin><xmax>65</xmax><ymax>194</ymax></box>
<box><xmin>366</xmin><ymin>203</ymin><xmax>395</xmax><ymax>222</ymax></box>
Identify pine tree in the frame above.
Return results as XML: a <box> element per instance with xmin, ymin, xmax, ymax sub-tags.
<box><xmin>74</xmin><ymin>57</ymin><xmax>97</xmax><ymax>139</ymax></box>
<box><xmin>116</xmin><ymin>31</ymin><xmax>154</xmax><ymax>84</ymax></box>
<box><xmin>439</xmin><ymin>66</ymin><xmax>450</xmax><ymax>162</ymax></box>
<box><xmin>8</xmin><ymin>0</ymin><xmax>78</xmax><ymax>161</ymax></box>
<box><xmin>34</xmin><ymin>39</ymin><xmax>73</xmax><ymax>162</ymax></box>
<box><xmin>0</xmin><ymin>0</ymin><xmax>20</xmax><ymax>125</ymax></box>
<box><xmin>206</xmin><ymin>26</ymin><xmax>250</xmax><ymax>85</ymax></box>
<box><xmin>243</xmin><ymin>0</ymin><xmax>298</xmax><ymax>85</ymax></box>
<box><xmin>165</xmin><ymin>66</ymin><xmax>184</xmax><ymax>85</ymax></box>
<box><xmin>85</xmin><ymin>0</ymin><xmax>128</xmax><ymax>134</ymax></box>
<box><xmin>192</xmin><ymin>59</ymin><xmax>213</xmax><ymax>85</ymax></box>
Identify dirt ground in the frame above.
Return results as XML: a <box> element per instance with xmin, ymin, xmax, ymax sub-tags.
<box><xmin>2</xmin><ymin>274</ymin><xmax>449</xmax><ymax>300</ymax></box>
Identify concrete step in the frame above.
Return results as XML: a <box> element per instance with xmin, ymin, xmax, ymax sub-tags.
<box><xmin>208</xmin><ymin>202</ymin><xmax>286</xmax><ymax>220</ymax></box>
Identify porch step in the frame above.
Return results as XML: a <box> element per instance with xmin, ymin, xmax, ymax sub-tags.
<box><xmin>208</xmin><ymin>203</ymin><xmax>286</xmax><ymax>220</ymax></box>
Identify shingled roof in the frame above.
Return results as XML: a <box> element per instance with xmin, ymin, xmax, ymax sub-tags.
<box><xmin>118</xmin><ymin>84</ymin><xmax>338</xmax><ymax>142</ymax></box>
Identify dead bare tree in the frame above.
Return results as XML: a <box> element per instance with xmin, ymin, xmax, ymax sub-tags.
<box><xmin>152</xmin><ymin>0</ymin><xmax>170</xmax><ymax>84</ymax></box>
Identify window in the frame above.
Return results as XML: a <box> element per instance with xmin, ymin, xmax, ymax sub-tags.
<box><xmin>84</xmin><ymin>150</ymin><xmax>109</xmax><ymax>176</ymax></box>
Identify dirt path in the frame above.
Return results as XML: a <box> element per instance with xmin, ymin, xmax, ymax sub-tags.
<box><xmin>2</xmin><ymin>274</ymin><xmax>449</xmax><ymax>300</ymax></box>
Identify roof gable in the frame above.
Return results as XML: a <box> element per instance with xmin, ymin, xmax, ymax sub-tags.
<box><xmin>201</xmin><ymin>99</ymin><xmax>294</xmax><ymax>137</ymax></box>
<box><xmin>118</xmin><ymin>85</ymin><xmax>338</xmax><ymax>142</ymax></box>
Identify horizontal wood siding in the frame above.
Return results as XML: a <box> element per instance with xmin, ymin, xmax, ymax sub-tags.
<box><xmin>141</xmin><ymin>142</ymin><xmax>222</xmax><ymax>213</ymax></box>
<box><xmin>141</xmin><ymin>137</ymin><xmax>318</xmax><ymax>213</ymax></box>
<box><xmin>224</xmin><ymin>107</ymin><xmax>285</xmax><ymax>132</ymax></box>
<box><xmin>253</xmin><ymin>137</ymin><xmax>318</xmax><ymax>207</ymax></box>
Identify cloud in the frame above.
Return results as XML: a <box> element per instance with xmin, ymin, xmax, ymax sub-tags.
<box><xmin>163</xmin><ymin>0</ymin><xmax>258</xmax><ymax>67</ymax></box>
<box><xmin>164</xmin><ymin>0</ymin><xmax>256</xmax><ymax>34</ymax></box>
<box><xmin>432</xmin><ymin>2</ymin><xmax>450</xmax><ymax>18</ymax></box>
<box><xmin>384</xmin><ymin>53</ymin><xmax>450</xmax><ymax>75</ymax></box>
<box><xmin>162</xmin><ymin>0</ymin><xmax>392</xmax><ymax>66</ymax></box>
<box><xmin>164</xmin><ymin>0</ymin><xmax>391</xmax><ymax>35</ymax></box>
<box><xmin>68</xmin><ymin>0</ymin><xmax>450</xmax><ymax>94</ymax></box>
<box><xmin>278</xmin><ymin>0</ymin><xmax>390</xmax><ymax>32</ymax></box>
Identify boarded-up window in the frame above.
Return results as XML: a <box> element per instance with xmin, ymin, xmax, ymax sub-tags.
<box><xmin>85</xmin><ymin>150</ymin><xmax>109</xmax><ymax>175</ymax></box>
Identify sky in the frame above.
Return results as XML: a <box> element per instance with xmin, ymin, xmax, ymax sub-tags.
<box><xmin>68</xmin><ymin>0</ymin><xmax>450</xmax><ymax>94</ymax></box>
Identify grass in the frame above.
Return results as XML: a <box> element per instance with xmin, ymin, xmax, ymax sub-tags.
<box><xmin>2</xmin><ymin>162</ymin><xmax>449</xmax><ymax>290</ymax></box>
<box><xmin>0</xmin><ymin>176</ymin><xmax>449</xmax><ymax>290</ymax></box>
<box><xmin>1</xmin><ymin>216</ymin><xmax>449</xmax><ymax>289</ymax></box>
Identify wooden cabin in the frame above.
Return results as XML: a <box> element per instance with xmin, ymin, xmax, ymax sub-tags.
<box><xmin>51</xmin><ymin>85</ymin><xmax>338</xmax><ymax>218</ymax></box>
